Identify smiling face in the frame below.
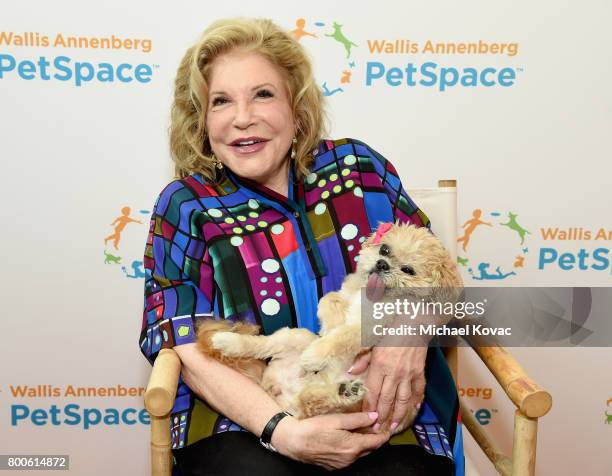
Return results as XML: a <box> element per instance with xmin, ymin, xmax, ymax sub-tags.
<box><xmin>205</xmin><ymin>49</ymin><xmax>295</xmax><ymax>195</ymax></box>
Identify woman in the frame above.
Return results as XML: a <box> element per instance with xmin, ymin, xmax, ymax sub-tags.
<box><xmin>140</xmin><ymin>18</ymin><xmax>461</xmax><ymax>475</ymax></box>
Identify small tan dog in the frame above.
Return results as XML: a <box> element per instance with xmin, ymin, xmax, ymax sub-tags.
<box><xmin>197</xmin><ymin>223</ymin><xmax>463</xmax><ymax>432</ymax></box>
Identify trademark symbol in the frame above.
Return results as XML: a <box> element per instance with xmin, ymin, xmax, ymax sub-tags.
<box><xmin>152</xmin><ymin>64</ymin><xmax>160</xmax><ymax>69</ymax></box>
<box><xmin>516</xmin><ymin>67</ymin><xmax>524</xmax><ymax>73</ymax></box>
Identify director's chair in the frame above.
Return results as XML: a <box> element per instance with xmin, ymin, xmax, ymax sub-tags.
<box><xmin>144</xmin><ymin>179</ymin><xmax>552</xmax><ymax>476</ymax></box>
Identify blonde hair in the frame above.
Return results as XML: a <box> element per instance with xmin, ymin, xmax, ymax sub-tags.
<box><xmin>170</xmin><ymin>18</ymin><xmax>327</xmax><ymax>181</ymax></box>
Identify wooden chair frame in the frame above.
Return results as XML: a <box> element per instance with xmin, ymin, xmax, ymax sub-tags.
<box><xmin>144</xmin><ymin>179</ymin><xmax>552</xmax><ymax>476</ymax></box>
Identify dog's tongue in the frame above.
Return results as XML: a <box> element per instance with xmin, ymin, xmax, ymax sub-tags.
<box><xmin>366</xmin><ymin>273</ymin><xmax>385</xmax><ymax>302</ymax></box>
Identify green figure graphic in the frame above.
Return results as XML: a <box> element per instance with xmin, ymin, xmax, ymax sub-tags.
<box><xmin>326</xmin><ymin>22</ymin><xmax>357</xmax><ymax>58</ymax></box>
<box><xmin>457</xmin><ymin>256</ymin><xmax>469</xmax><ymax>266</ymax></box>
<box><xmin>104</xmin><ymin>250</ymin><xmax>121</xmax><ymax>264</ymax></box>
<box><xmin>501</xmin><ymin>212</ymin><xmax>531</xmax><ymax>245</ymax></box>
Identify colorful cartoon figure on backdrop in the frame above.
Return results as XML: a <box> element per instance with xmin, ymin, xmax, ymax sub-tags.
<box><xmin>457</xmin><ymin>208</ymin><xmax>492</xmax><ymax>252</ymax></box>
<box><xmin>457</xmin><ymin>256</ymin><xmax>469</xmax><ymax>267</ymax></box>
<box><xmin>103</xmin><ymin>206</ymin><xmax>149</xmax><ymax>280</ymax></box>
<box><xmin>321</xmin><ymin>82</ymin><xmax>344</xmax><ymax>96</ymax></box>
<box><xmin>606</xmin><ymin>398</ymin><xmax>612</xmax><ymax>425</ymax></box>
<box><xmin>104</xmin><ymin>250</ymin><xmax>121</xmax><ymax>265</ymax></box>
<box><xmin>325</xmin><ymin>22</ymin><xmax>358</xmax><ymax>58</ymax></box>
<box><xmin>290</xmin><ymin>18</ymin><xmax>359</xmax><ymax>96</ymax></box>
<box><xmin>458</xmin><ymin>209</ymin><xmax>531</xmax><ymax>281</ymax></box>
<box><xmin>104</xmin><ymin>206</ymin><xmax>142</xmax><ymax>250</ymax></box>
<box><xmin>290</xmin><ymin>18</ymin><xmax>317</xmax><ymax>41</ymax></box>
<box><xmin>122</xmin><ymin>260</ymin><xmax>146</xmax><ymax>279</ymax></box>
<box><xmin>501</xmin><ymin>211</ymin><xmax>531</xmax><ymax>245</ymax></box>
<box><xmin>470</xmin><ymin>262</ymin><xmax>516</xmax><ymax>280</ymax></box>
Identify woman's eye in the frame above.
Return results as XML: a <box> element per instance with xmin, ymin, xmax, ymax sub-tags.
<box><xmin>211</xmin><ymin>96</ymin><xmax>228</xmax><ymax>107</ymax></box>
<box><xmin>256</xmin><ymin>89</ymin><xmax>273</xmax><ymax>98</ymax></box>
<box><xmin>401</xmin><ymin>265</ymin><xmax>416</xmax><ymax>276</ymax></box>
<box><xmin>379</xmin><ymin>244</ymin><xmax>390</xmax><ymax>256</ymax></box>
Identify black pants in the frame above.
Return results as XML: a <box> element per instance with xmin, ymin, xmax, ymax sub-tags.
<box><xmin>173</xmin><ymin>431</ymin><xmax>454</xmax><ymax>476</ymax></box>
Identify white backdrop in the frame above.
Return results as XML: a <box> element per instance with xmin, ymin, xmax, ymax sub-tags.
<box><xmin>1</xmin><ymin>1</ymin><xmax>611</xmax><ymax>474</ymax></box>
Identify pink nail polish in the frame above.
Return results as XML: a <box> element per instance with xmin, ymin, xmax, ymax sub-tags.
<box><xmin>390</xmin><ymin>422</ymin><xmax>398</xmax><ymax>432</ymax></box>
<box><xmin>416</xmin><ymin>402</ymin><xmax>422</xmax><ymax>411</ymax></box>
<box><xmin>348</xmin><ymin>365</ymin><xmax>355</xmax><ymax>373</ymax></box>
<box><xmin>373</xmin><ymin>423</ymin><xmax>381</xmax><ymax>432</ymax></box>
<box><xmin>368</xmin><ymin>412</ymin><xmax>378</xmax><ymax>420</ymax></box>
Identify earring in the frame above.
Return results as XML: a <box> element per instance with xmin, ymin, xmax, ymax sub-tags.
<box><xmin>291</xmin><ymin>137</ymin><xmax>297</xmax><ymax>159</ymax></box>
<box><xmin>212</xmin><ymin>153</ymin><xmax>223</xmax><ymax>170</ymax></box>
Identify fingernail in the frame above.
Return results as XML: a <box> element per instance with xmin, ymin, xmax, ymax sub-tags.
<box><xmin>368</xmin><ymin>412</ymin><xmax>378</xmax><ymax>420</ymax></box>
<box><xmin>416</xmin><ymin>403</ymin><xmax>422</xmax><ymax>411</ymax></box>
<box><xmin>373</xmin><ymin>423</ymin><xmax>381</xmax><ymax>432</ymax></box>
<box><xmin>390</xmin><ymin>422</ymin><xmax>398</xmax><ymax>432</ymax></box>
<box><xmin>348</xmin><ymin>365</ymin><xmax>355</xmax><ymax>373</ymax></box>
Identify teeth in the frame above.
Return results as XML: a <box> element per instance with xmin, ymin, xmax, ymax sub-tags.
<box><xmin>237</xmin><ymin>140</ymin><xmax>257</xmax><ymax>146</ymax></box>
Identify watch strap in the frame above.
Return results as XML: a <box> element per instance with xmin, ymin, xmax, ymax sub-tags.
<box><xmin>259</xmin><ymin>411</ymin><xmax>292</xmax><ymax>452</ymax></box>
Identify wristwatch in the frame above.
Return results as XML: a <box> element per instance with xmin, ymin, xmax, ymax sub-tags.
<box><xmin>259</xmin><ymin>411</ymin><xmax>292</xmax><ymax>452</ymax></box>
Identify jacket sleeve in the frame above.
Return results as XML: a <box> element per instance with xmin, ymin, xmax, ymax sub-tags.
<box><xmin>353</xmin><ymin>139</ymin><xmax>432</xmax><ymax>230</ymax></box>
<box><xmin>139</xmin><ymin>180</ymin><xmax>215</xmax><ymax>364</ymax></box>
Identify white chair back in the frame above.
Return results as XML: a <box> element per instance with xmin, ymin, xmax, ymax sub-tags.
<box><xmin>407</xmin><ymin>180</ymin><xmax>458</xmax><ymax>261</ymax></box>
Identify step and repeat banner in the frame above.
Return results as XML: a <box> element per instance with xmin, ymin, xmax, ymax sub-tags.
<box><xmin>1</xmin><ymin>1</ymin><xmax>610</xmax><ymax>474</ymax></box>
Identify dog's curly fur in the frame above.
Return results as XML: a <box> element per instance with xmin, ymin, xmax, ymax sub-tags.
<box><xmin>197</xmin><ymin>223</ymin><xmax>463</xmax><ymax>432</ymax></box>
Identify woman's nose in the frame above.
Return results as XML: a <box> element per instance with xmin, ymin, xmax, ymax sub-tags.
<box><xmin>232</xmin><ymin>102</ymin><xmax>255</xmax><ymax>129</ymax></box>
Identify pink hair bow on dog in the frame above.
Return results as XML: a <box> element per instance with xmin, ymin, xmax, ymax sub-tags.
<box><xmin>372</xmin><ymin>222</ymin><xmax>394</xmax><ymax>244</ymax></box>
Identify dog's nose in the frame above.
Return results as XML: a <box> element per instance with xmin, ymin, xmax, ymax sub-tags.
<box><xmin>376</xmin><ymin>259</ymin><xmax>389</xmax><ymax>271</ymax></box>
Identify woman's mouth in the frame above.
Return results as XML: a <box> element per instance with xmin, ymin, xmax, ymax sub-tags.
<box><xmin>230</xmin><ymin>137</ymin><xmax>269</xmax><ymax>154</ymax></box>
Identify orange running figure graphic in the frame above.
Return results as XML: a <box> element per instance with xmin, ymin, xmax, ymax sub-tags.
<box><xmin>340</xmin><ymin>70</ymin><xmax>352</xmax><ymax>84</ymax></box>
<box><xmin>291</xmin><ymin>18</ymin><xmax>317</xmax><ymax>41</ymax></box>
<box><xmin>104</xmin><ymin>206</ymin><xmax>142</xmax><ymax>250</ymax></box>
<box><xmin>513</xmin><ymin>256</ymin><xmax>525</xmax><ymax>268</ymax></box>
<box><xmin>457</xmin><ymin>209</ymin><xmax>492</xmax><ymax>252</ymax></box>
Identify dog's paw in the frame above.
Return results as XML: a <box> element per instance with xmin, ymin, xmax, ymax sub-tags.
<box><xmin>338</xmin><ymin>380</ymin><xmax>367</xmax><ymax>401</ymax></box>
<box><xmin>210</xmin><ymin>332</ymin><xmax>242</xmax><ymax>356</ymax></box>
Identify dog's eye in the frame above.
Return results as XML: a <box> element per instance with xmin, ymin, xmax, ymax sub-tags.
<box><xmin>401</xmin><ymin>265</ymin><xmax>416</xmax><ymax>276</ymax></box>
<box><xmin>379</xmin><ymin>244</ymin><xmax>390</xmax><ymax>256</ymax></box>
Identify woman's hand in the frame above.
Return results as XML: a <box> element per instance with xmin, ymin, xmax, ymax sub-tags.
<box><xmin>349</xmin><ymin>346</ymin><xmax>427</xmax><ymax>432</ymax></box>
<box><xmin>271</xmin><ymin>411</ymin><xmax>390</xmax><ymax>471</ymax></box>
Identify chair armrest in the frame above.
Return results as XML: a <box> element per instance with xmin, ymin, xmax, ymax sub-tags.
<box><xmin>144</xmin><ymin>348</ymin><xmax>181</xmax><ymax>417</ymax></box>
<box><xmin>460</xmin><ymin>396</ymin><xmax>513</xmax><ymax>476</ymax></box>
<box><xmin>471</xmin><ymin>346</ymin><xmax>552</xmax><ymax>418</ymax></box>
